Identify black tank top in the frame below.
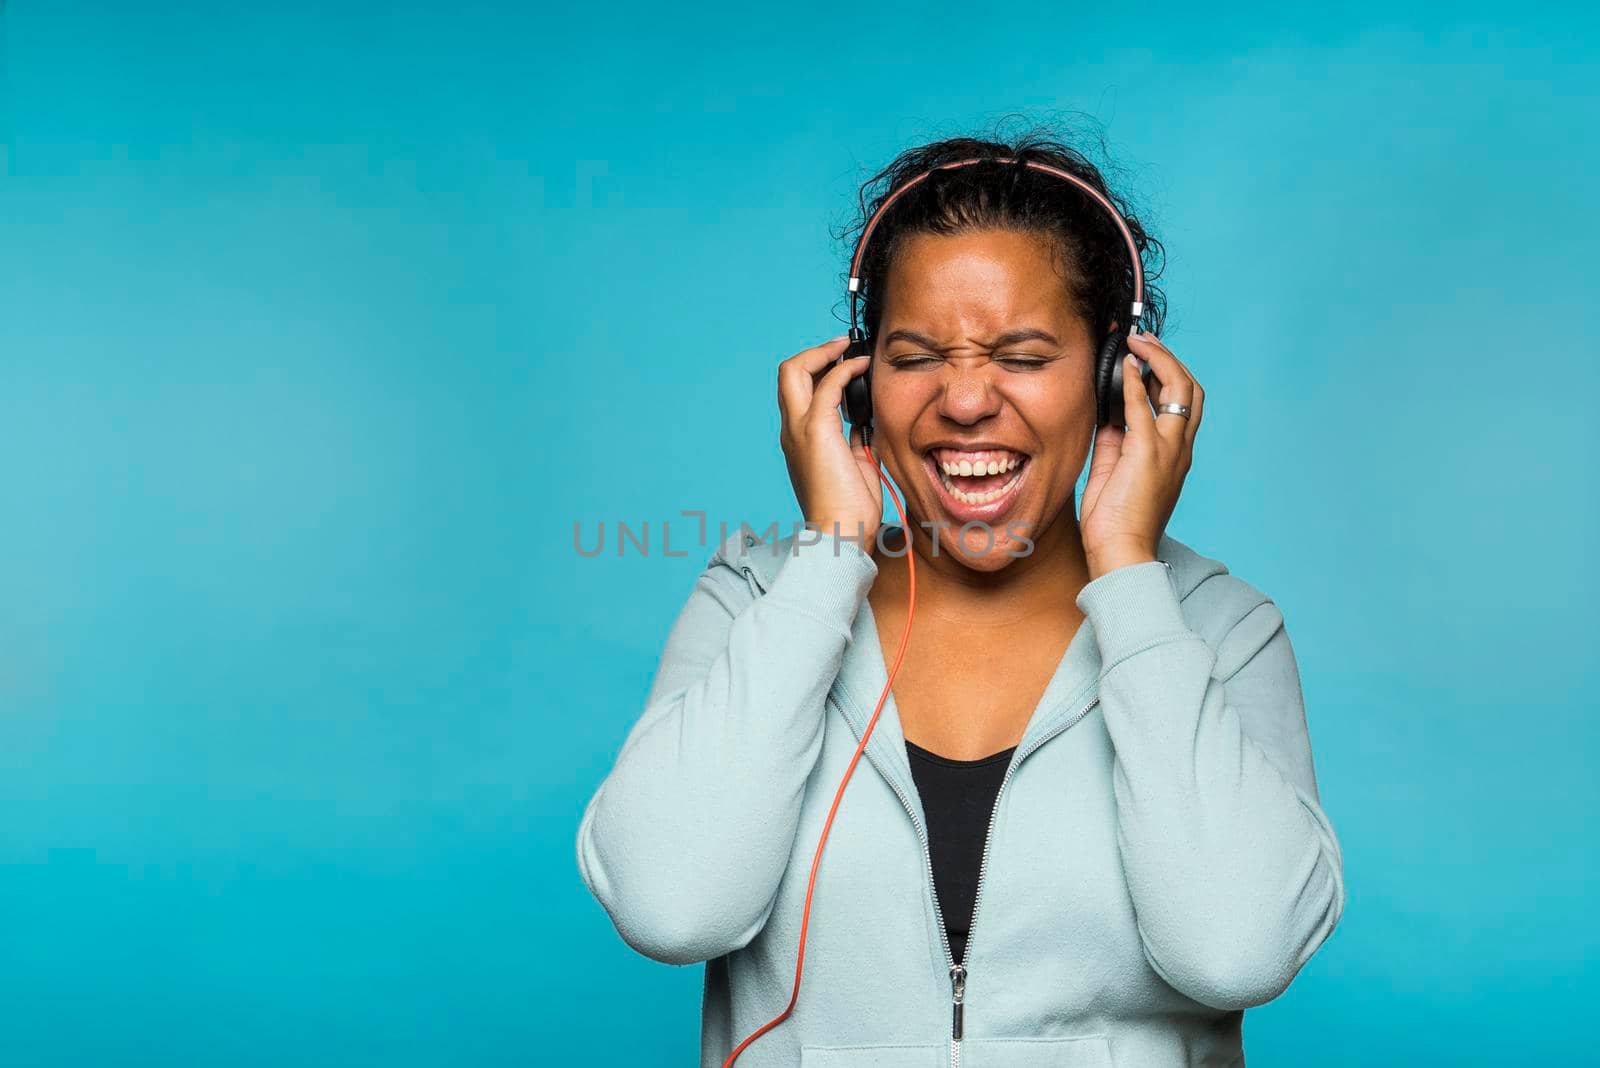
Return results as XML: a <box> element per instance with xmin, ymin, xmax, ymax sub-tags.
<box><xmin>903</xmin><ymin>737</ymin><xmax>1017</xmax><ymax>966</ymax></box>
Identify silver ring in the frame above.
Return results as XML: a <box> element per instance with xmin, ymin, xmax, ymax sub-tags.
<box><xmin>1155</xmin><ymin>402</ymin><xmax>1192</xmax><ymax>420</ymax></box>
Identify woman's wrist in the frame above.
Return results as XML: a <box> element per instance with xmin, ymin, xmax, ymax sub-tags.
<box><xmin>1086</xmin><ymin>543</ymin><xmax>1159</xmax><ymax>582</ymax></box>
<box><xmin>802</xmin><ymin>517</ymin><xmax>880</xmax><ymax>552</ymax></box>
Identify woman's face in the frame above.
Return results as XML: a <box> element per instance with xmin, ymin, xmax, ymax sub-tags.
<box><xmin>871</xmin><ymin>228</ymin><xmax>1097</xmax><ymax>569</ymax></box>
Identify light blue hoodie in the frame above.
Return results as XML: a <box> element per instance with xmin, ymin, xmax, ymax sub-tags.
<box><xmin>577</xmin><ymin>526</ymin><xmax>1345</xmax><ymax>1067</ymax></box>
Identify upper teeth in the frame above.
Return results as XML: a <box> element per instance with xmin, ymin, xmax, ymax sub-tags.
<box><xmin>940</xmin><ymin>456</ymin><xmax>1022</xmax><ymax>477</ymax></box>
<box><xmin>938</xmin><ymin>464</ymin><xmax>1026</xmax><ymax>505</ymax></box>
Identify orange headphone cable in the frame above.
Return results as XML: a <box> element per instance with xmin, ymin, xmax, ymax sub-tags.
<box><xmin>722</xmin><ymin>442</ymin><xmax>917</xmax><ymax>1067</ymax></box>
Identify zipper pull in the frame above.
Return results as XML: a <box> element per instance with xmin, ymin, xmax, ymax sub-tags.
<box><xmin>949</xmin><ymin>962</ymin><xmax>967</xmax><ymax>1040</ymax></box>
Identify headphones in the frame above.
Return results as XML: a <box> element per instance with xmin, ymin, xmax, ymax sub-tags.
<box><xmin>837</xmin><ymin>156</ymin><xmax>1155</xmax><ymax>436</ymax></box>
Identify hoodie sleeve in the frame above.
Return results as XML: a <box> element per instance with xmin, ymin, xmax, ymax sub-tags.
<box><xmin>575</xmin><ymin>533</ymin><xmax>879</xmax><ymax>965</ymax></box>
<box><xmin>1075</xmin><ymin>560</ymin><xmax>1346</xmax><ymax>1011</ymax></box>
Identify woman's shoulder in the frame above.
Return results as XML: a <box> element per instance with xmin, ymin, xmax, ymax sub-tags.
<box><xmin>708</xmin><ymin>525</ymin><xmax>873</xmax><ymax>596</ymax></box>
<box><xmin>1159</xmin><ymin>531</ymin><xmax>1282</xmax><ymax>637</ymax></box>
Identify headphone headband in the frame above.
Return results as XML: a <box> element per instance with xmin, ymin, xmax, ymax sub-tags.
<box><xmin>846</xmin><ymin>156</ymin><xmax>1145</xmax><ymax>340</ymax></box>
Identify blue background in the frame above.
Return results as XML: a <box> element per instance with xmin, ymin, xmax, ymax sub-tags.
<box><xmin>2</xmin><ymin>2</ymin><xmax>1595</xmax><ymax>1064</ymax></box>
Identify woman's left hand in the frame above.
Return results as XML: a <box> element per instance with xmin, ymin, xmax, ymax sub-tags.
<box><xmin>1080</xmin><ymin>333</ymin><xmax>1205</xmax><ymax>580</ymax></box>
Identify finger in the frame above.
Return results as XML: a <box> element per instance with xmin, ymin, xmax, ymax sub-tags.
<box><xmin>1181</xmin><ymin>383</ymin><xmax>1203</xmax><ymax>451</ymax></box>
<box><xmin>1132</xmin><ymin>337</ymin><xmax>1203</xmax><ymax>450</ymax></box>
<box><xmin>1121</xmin><ymin>354</ymin><xmax>1157</xmax><ymax>438</ymax></box>
<box><xmin>1151</xmin><ymin>341</ymin><xmax>1200</xmax><ymax>394</ymax></box>
<box><xmin>1136</xmin><ymin>355</ymin><xmax>1188</xmax><ymax>448</ymax></box>
<box><xmin>1127</xmin><ymin>331</ymin><xmax>1177</xmax><ymax>360</ymax></box>
<box><xmin>793</xmin><ymin>334</ymin><xmax>857</xmax><ymax>378</ymax></box>
<box><xmin>1083</xmin><ymin>421</ymin><xmax>1123</xmax><ymax>516</ymax></box>
<box><xmin>807</xmin><ymin>350</ymin><xmax>871</xmax><ymax>427</ymax></box>
<box><xmin>1127</xmin><ymin>334</ymin><xmax>1196</xmax><ymax>415</ymax></box>
<box><xmin>778</xmin><ymin>360</ymin><xmax>808</xmax><ymax>429</ymax></box>
<box><xmin>1184</xmin><ymin>367</ymin><xmax>1203</xmax><ymax>450</ymax></box>
<box><xmin>779</xmin><ymin>335</ymin><xmax>852</xmax><ymax>424</ymax></box>
<box><xmin>1163</xmin><ymin>361</ymin><xmax>1201</xmax><ymax>450</ymax></box>
<box><xmin>1132</xmin><ymin>348</ymin><xmax>1196</xmax><ymax>447</ymax></box>
<box><xmin>1128</xmin><ymin>335</ymin><xmax>1203</xmax><ymax>450</ymax></box>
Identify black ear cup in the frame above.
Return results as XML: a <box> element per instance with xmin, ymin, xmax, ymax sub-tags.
<box><xmin>1095</xmin><ymin>331</ymin><xmax>1158</xmax><ymax>428</ymax></box>
<box><xmin>839</xmin><ymin>337</ymin><xmax>874</xmax><ymax>431</ymax></box>
<box><xmin>1094</xmin><ymin>332</ymin><xmax>1126</xmax><ymax>427</ymax></box>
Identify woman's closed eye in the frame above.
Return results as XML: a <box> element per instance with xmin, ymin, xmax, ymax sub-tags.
<box><xmin>886</xmin><ymin>353</ymin><xmax>1054</xmax><ymax>370</ymax></box>
<box><xmin>994</xmin><ymin>353</ymin><xmax>1052</xmax><ymax>369</ymax></box>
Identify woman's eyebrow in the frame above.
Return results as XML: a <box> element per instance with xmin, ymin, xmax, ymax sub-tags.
<box><xmin>880</xmin><ymin>327</ymin><xmax>1060</xmax><ymax>349</ymax></box>
<box><xmin>880</xmin><ymin>328</ymin><xmax>946</xmax><ymax>349</ymax></box>
<box><xmin>988</xmin><ymin>328</ymin><xmax>1059</xmax><ymax>347</ymax></box>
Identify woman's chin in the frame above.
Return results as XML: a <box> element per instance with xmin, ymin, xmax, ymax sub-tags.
<box><xmin>896</xmin><ymin>452</ymin><xmax>1064</xmax><ymax>568</ymax></box>
<box><xmin>947</xmin><ymin>516</ymin><xmax>1039</xmax><ymax>567</ymax></box>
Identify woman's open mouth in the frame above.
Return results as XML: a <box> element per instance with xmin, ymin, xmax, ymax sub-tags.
<box><xmin>921</xmin><ymin>446</ymin><xmax>1031</xmax><ymax>524</ymax></box>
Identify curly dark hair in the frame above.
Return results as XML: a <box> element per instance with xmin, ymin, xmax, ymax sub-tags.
<box><xmin>836</xmin><ymin>116</ymin><xmax>1168</xmax><ymax>348</ymax></box>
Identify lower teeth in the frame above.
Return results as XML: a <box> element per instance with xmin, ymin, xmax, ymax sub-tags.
<box><xmin>939</xmin><ymin>465</ymin><xmax>1024</xmax><ymax>504</ymax></box>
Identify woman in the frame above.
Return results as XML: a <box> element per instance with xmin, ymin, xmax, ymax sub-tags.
<box><xmin>577</xmin><ymin>129</ymin><xmax>1346</xmax><ymax>1068</ymax></box>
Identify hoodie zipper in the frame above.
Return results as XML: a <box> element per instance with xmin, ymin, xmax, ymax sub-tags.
<box><xmin>830</xmin><ymin>690</ymin><xmax>1102</xmax><ymax>1068</ymax></box>
<box><xmin>826</xmin><ymin>693</ymin><xmax>962</xmax><ymax>1062</ymax></box>
<box><xmin>956</xmin><ymin>694</ymin><xmax>1102</xmax><ymax>1067</ymax></box>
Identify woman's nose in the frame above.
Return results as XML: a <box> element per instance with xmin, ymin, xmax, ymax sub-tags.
<box><xmin>937</xmin><ymin>363</ymin><xmax>1004</xmax><ymax>425</ymax></box>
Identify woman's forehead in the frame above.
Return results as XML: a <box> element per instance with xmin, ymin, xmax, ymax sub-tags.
<box><xmin>880</xmin><ymin>230</ymin><xmax>1083</xmax><ymax>333</ymax></box>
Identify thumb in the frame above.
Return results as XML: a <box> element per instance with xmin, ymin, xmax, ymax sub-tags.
<box><xmin>1088</xmin><ymin>422</ymin><xmax>1123</xmax><ymax>480</ymax></box>
<box><xmin>1082</xmin><ymin>424</ymin><xmax>1121</xmax><ymax>517</ymax></box>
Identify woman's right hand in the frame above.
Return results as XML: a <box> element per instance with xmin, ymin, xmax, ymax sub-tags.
<box><xmin>778</xmin><ymin>335</ymin><xmax>883</xmax><ymax>551</ymax></box>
